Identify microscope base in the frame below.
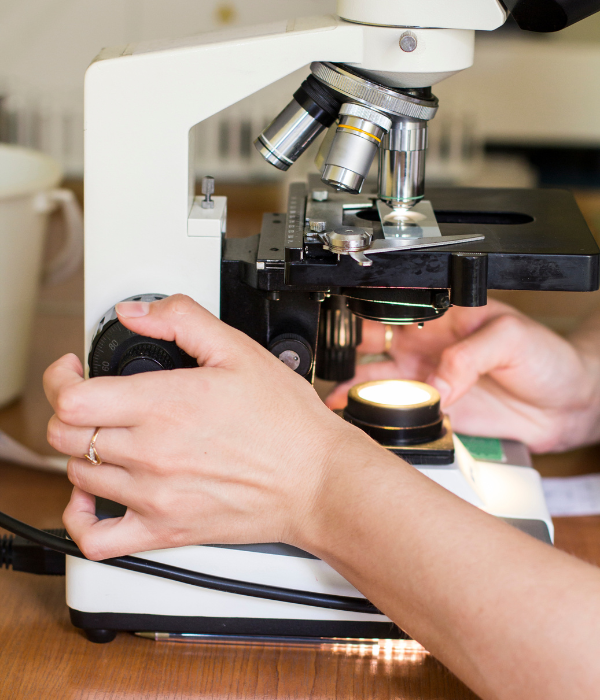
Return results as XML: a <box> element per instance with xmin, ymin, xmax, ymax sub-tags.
<box><xmin>69</xmin><ymin>610</ymin><xmax>406</xmax><ymax>644</ymax></box>
<box><xmin>66</xmin><ymin>536</ymin><xmax>397</xmax><ymax>642</ymax></box>
<box><xmin>66</xmin><ymin>438</ymin><xmax>552</xmax><ymax>642</ymax></box>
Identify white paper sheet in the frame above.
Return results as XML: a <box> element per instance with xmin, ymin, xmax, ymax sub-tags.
<box><xmin>542</xmin><ymin>474</ymin><xmax>600</xmax><ymax>517</ymax></box>
<box><xmin>0</xmin><ymin>429</ymin><xmax>67</xmax><ymax>473</ymax></box>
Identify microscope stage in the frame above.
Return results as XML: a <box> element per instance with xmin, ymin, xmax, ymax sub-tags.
<box><xmin>278</xmin><ymin>186</ymin><xmax>599</xmax><ymax>291</ymax></box>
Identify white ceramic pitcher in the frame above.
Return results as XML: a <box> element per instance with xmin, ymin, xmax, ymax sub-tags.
<box><xmin>0</xmin><ymin>144</ymin><xmax>83</xmax><ymax>406</ymax></box>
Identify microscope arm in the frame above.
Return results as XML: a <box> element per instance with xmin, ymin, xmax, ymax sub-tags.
<box><xmin>83</xmin><ymin>15</ymin><xmax>477</xmax><ymax>353</ymax></box>
<box><xmin>83</xmin><ymin>17</ymin><xmax>363</xmax><ymax>351</ymax></box>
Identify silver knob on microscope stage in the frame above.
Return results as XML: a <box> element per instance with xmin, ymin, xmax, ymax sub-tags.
<box><xmin>201</xmin><ymin>176</ymin><xmax>215</xmax><ymax>209</ymax></box>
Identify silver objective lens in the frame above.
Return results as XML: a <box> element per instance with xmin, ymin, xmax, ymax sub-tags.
<box><xmin>255</xmin><ymin>100</ymin><xmax>326</xmax><ymax>172</ymax></box>
<box><xmin>254</xmin><ymin>76</ymin><xmax>341</xmax><ymax>172</ymax></box>
<box><xmin>378</xmin><ymin>120</ymin><xmax>428</xmax><ymax>209</ymax></box>
<box><xmin>321</xmin><ymin>103</ymin><xmax>392</xmax><ymax>195</ymax></box>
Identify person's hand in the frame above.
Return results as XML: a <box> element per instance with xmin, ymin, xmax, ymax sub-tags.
<box><xmin>44</xmin><ymin>295</ymin><xmax>365</xmax><ymax>561</ymax></box>
<box><xmin>326</xmin><ymin>298</ymin><xmax>600</xmax><ymax>453</ymax></box>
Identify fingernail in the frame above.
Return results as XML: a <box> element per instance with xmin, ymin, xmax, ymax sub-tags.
<box><xmin>116</xmin><ymin>301</ymin><xmax>150</xmax><ymax>318</ymax></box>
<box><xmin>429</xmin><ymin>375</ymin><xmax>451</xmax><ymax>404</ymax></box>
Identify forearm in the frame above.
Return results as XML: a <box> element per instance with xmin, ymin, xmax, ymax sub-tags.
<box><xmin>300</xmin><ymin>432</ymin><xmax>600</xmax><ymax>700</ymax></box>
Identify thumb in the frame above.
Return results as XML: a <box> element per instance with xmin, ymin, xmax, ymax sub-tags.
<box><xmin>115</xmin><ymin>294</ymin><xmax>242</xmax><ymax>366</ymax></box>
<box><xmin>427</xmin><ymin>314</ymin><xmax>527</xmax><ymax>407</ymax></box>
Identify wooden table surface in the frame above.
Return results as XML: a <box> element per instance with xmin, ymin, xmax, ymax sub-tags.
<box><xmin>1</xmin><ymin>185</ymin><xmax>600</xmax><ymax>699</ymax></box>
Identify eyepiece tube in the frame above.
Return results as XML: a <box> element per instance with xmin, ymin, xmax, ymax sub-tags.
<box><xmin>321</xmin><ymin>103</ymin><xmax>391</xmax><ymax>194</ymax></box>
<box><xmin>378</xmin><ymin>119</ymin><xmax>428</xmax><ymax>209</ymax></box>
<box><xmin>254</xmin><ymin>75</ymin><xmax>341</xmax><ymax>171</ymax></box>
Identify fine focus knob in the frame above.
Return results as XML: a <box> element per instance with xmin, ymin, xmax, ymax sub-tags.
<box><xmin>88</xmin><ymin>294</ymin><xmax>197</xmax><ymax>378</ymax></box>
<box><xmin>268</xmin><ymin>333</ymin><xmax>313</xmax><ymax>377</ymax></box>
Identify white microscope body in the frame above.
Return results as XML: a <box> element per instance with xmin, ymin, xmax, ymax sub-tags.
<box><xmin>71</xmin><ymin>1</ymin><xmax>556</xmax><ymax>641</ymax></box>
<box><xmin>84</xmin><ymin>1</ymin><xmax>506</xmax><ymax>349</ymax></box>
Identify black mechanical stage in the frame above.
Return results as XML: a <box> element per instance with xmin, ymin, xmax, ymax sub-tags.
<box><xmin>221</xmin><ymin>186</ymin><xmax>599</xmax><ymax>384</ymax></box>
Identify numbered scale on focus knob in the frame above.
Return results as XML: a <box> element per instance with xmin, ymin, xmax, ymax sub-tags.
<box><xmin>88</xmin><ymin>294</ymin><xmax>197</xmax><ymax>378</ymax></box>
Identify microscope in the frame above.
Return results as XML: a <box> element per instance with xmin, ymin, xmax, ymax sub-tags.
<box><xmin>69</xmin><ymin>1</ymin><xmax>600</xmax><ymax>642</ymax></box>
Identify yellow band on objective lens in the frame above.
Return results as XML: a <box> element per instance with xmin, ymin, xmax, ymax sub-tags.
<box><xmin>337</xmin><ymin>124</ymin><xmax>382</xmax><ymax>143</ymax></box>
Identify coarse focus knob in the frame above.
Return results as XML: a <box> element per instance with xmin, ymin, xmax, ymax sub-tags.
<box><xmin>316</xmin><ymin>295</ymin><xmax>362</xmax><ymax>382</ymax></box>
<box><xmin>118</xmin><ymin>343</ymin><xmax>175</xmax><ymax>375</ymax></box>
<box><xmin>88</xmin><ymin>294</ymin><xmax>197</xmax><ymax>378</ymax></box>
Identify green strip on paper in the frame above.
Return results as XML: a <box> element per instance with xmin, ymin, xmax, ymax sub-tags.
<box><xmin>456</xmin><ymin>434</ymin><xmax>504</xmax><ymax>462</ymax></box>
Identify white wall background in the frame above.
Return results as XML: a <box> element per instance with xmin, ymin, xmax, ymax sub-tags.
<box><xmin>0</xmin><ymin>0</ymin><xmax>598</xmax><ymax>95</ymax></box>
<box><xmin>0</xmin><ymin>0</ymin><xmax>336</xmax><ymax>174</ymax></box>
<box><xmin>0</xmin><ymin>0</ymin><xmax>334</xmax><ymax>93</ymax></box>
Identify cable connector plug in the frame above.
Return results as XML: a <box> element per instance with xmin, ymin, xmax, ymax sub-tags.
<box><xmin>0</xmin><ymin>528</ymin><xmax>66</xmax><ymax>575</ymax></box>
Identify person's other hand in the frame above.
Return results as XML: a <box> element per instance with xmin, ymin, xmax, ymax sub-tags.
<box><xmin>44</xmin><ymin>295</ymin><xmax>363</xmax><ymax>560</ymax></box>
<box><xmin>326</xmin><ymin>298</ymin><xmax>600</xmax><ymax>453</ymax></box>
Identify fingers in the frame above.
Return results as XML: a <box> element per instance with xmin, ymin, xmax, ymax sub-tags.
<box><xmin>44</xmin><ymin>354</ymin><xmax>176</xmax><ymax>427</ymax></box>
<box><xmin>427</xmin><ymin>314</ymin><xmax>530</xmax><ymax>407</ymax></box>
<box><xmin>43</xmin><ymin>354</ymin><xmax>84</xmax><ymax>411</ymax></box>
<box><xmin>355</xmin><ymin>299</ymin><xmax>521</xmax><ymax>357</ymax></box>
<box><xmin>63</xmin><ymin>486</ymin><xmax>157</xmax><ymax>560</ymax></box>
<box><xmin>66</xmin><ymin>457</ymin><xmax>136</xmax><ymax>505</ymax></box>
<box><xmin>47</xmin><ymin>415</ymin><xmax>137</xmax><ymax>463</ymax></box>
<box><xmin>116</xmin><ymin>294</ymin><xmax>245</xmax><ymax>367</ymax></box>
<box><xmin>43</xmin><ymin>296</ymin><xmax>268</xmax><ymax>430</ymax></box>
<box><xmin>63</xmin><ymin>486</ymin><xmax>97</xmax><ymax>537</ymax></box>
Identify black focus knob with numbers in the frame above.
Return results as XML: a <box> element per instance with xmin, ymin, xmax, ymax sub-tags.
<box><xmin>88</xmin><ymin>294</ymin><xmax>197</xmax><ymax>378</ymax></box>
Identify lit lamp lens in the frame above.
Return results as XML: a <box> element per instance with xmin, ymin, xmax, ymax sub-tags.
<box><xmin>357</xmin><ymin>382</ymin><xmax>431</xmax><ymax>406</ymax></box>
<box><xmin>343</xmin><ymin>379</ymin><xmax>444</xmax><ymax>446</ymax></box>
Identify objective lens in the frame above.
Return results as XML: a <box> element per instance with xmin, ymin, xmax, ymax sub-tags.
<box><xmin>321</xmin><ymin>103</ymin><xmax>391</xmax><ymax>194</ymax></box>
<box><xmin>255</xmin><ymin>75</ymin><xmax>341</xmax><ymax>172</ymax></box>
<box><xmin>378</xmin><ymin>119</ymin><xmax>428</xmax><ymax>209</ymax></box>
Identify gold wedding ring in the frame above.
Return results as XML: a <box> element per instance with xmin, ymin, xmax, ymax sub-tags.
<box><xmin>384</xmin><ymin>324</ymin><xmax>394</xmax><ymax>355</ymax></box>
<box><xmin>85</xmin><ymin>427</ymin><xmax>103</xmax><ymax>465</ymax></box>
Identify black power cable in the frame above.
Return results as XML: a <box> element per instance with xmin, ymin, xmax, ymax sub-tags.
<box><xmin>0</xmin><ymin>510</ymin><xmax>380</xmax><ymax>615</ymax></box>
